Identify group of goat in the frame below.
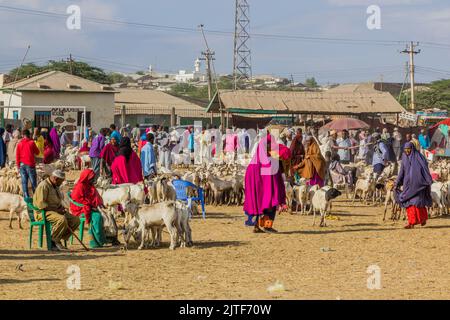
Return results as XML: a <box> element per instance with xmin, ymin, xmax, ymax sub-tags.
<box><xmin>5</xmin><ymin>144</ymin><xmax>450</xmax><ymax>243</ymax></box>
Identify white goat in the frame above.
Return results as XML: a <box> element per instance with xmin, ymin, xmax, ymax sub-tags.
<box><xmin>123</xmin><ymin>202</ymin><xmax>179</xmax><ymax>250</ymax></box>
<box><xmin>0</xmin><ymin>193</ymin><xmax>28</xmax><ymax>229</ymax></box>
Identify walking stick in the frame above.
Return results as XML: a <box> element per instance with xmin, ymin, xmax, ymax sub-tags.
<box><xmin>67</xmin><ymin>226</ymin><xmax>90</xmax><ymax>251</ymax></box>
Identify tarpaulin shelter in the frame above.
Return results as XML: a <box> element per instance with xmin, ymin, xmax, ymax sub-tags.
<box><xmin>429</xmin><ymin>118</ymin><xmax>450</xmax><ymax>157</ymax></box>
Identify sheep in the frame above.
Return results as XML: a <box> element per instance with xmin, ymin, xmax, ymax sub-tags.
<box><xmin>97</xmin><ymin>185</ymin><xmax>131</xmax><ymax>218</ymax></box>
<box><xmin>80</xmin><ymin>155</ymin><xmax>91</xmax><ymax>170</ymax></box>
<box><xmin>124</xmin><ymin>202</ymin><xmax>139</xmax><ymax>226</ymax></box>
<box><xmin>156</xmin><ymin>177</ymin><xmax>170</xmax><ymax>203</ymax></box>
<box><xmin>284</xmin><ymin>182</ymin><xmax>294</xmax><ymax>213</ymax></box>
<box><xmin>172</xmin><ymin>153</ymin><xmax>191</xmax><ymax>167</ymax></box>
<box><xmin>0</xmin><ymin>193</ymin><xmax>28</xmax><ymax>229</ymax></box>
<box><xmin>293</xmin><ymin>183</ymin><xmax>309</xmax><ymax>215</ymax></box>
<box><xmin>123</xmin><ymin>201</ymin><xmax>178</xmax><ymax>250</ymax></box>
<box><xmin>207</xmin><ymin>175</ymin><xmax>233</xmax><ymax>205</ymax></box>
<box><xmin>430</xmin><ymin>182</ymin><xmax>448</xmax><ymax>216</ymax></box>
<box><xmin>97</xmin><ymin>206</ymin><xmax>119</xmax><ymax>239</ymax></box>
<box><xmin>98</xmin><ymin>185</ymin><xmax>130</xmax><ymax>207</ymax></box>
<box><xmin>383</xmin><ymin>179</ymin><xmax>397</xmax><ymax>221</ymax></box>
<box><xmin>310</xmin><ymin>187</ymin><xmax>342</xmax><ymax>227</ymax></box>
<box><xmin>66</xmin><ymin>153</ymin><xmax>78</xmax><ymax>170</ymax></box>
<box><xmin>352</xmin><ymin>174</ymin><xmax>376</xmax><ymax>204</ymax></box>
<box><xmin>97</xmin><ymin>176</ymin><xmax>112</xmax><ymax>189</ymax></box>
<box><xmin>119</xmin><ymin>183</ymin><xmax>146</xmax><ymax>204</ymax></box>
<box><xmin>146</xmin><ymin>180</ymin><xmax>158</xmax><ymax>204</ymax></box>
<box><xmin>174</xmin><ymin>200</ymin><xmax>193</xmax><ymax>248</ymax></box>
<box><xmin>307</xmin><ymin>184</ymin><xmax>321</xmax><ymax>214</ymax></box>
<box><xmin>229</xmin><ymin>174</ymin><xmax>244</xmax><ymax>206</ymax></box>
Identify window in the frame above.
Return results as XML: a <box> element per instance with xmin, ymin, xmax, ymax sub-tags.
<box><xmin>77</xmin><ymin>111</ymin><xmax>91</xmax><ymax>127</ymax></box>
<box><xmin>12</xmin><ymin>111</ymin><xmax>19</xmax><ymax>120</ymax></box>
<box><xmin>34</xmin><ymin>111</ymin><xmax>52</xmax><ymax>129</ymax></box>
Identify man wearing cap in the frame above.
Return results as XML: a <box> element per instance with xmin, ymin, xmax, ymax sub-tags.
<box><xmin>33</xmin><ymin>170</ymin><xmax>80</xmax><ymax>251</ymax></box>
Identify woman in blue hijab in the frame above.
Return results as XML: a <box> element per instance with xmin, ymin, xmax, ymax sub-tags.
<box><xmin>0</xmin><ymin>128</ymin><xmax>6</xmax><ymax>168</ymax></box>
<box><xmin>395</xmin><ymin>142</ymin><xmax>432</xmax><ymax>229</ymax></box>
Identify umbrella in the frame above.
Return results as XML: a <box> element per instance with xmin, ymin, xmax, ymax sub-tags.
<box><xmin>320</xmin><ymin>118</ymin><xmax>370</xmax><ymax>131</ymax></box>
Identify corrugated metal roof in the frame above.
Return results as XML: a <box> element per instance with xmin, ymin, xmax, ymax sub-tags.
<box><xmin>207</xmin><ymin>89</ymin><xmax>406</xmax><ymax>115</ymax></box>
<box><xmin>326</xmin><ymin>83</ymin><xmax>378</xmax><ymax>93</ymax></box>
<box><xmin>115</xmin><ymin>89</ymin><xmax>209</xmax><ymax>117</ymax></box>
<box><xmin>1</xmin><ymin>71</ymin><xmax>116</xmax><ymax>93</ymax></box>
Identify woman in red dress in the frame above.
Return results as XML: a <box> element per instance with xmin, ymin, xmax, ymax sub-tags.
<box><xmin>100</xmin><ymin>136</ymin><xmax>119</xmax><ymax>177</ymax></box>
<box><xmin>42</xmin><ymin>132</ymin><xmax>55</xmax><ymax>164</ymax></box>
<box><xmin>70</xmin><ymin>169</ymin><xmax>120</xmax><ymax>247</ymax></box>
<box><xmin>111</xmin><ymin>137</ymin><xmax>143</xmax><ymax>185</ymax></box>
<box><xmin>395</xmin><ymin>142</ymin><xmax>433</xmax><ymax>229</ymax></box>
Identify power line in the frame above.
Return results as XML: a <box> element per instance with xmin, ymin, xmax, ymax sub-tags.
<box><xmin>1</xmin><ymin>4</ymin><xmax>450</xmax><ymax>48</ymax></box>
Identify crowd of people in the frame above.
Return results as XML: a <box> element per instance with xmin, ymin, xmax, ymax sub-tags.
<box><xmin>243</xmin><ymin>126</ymin><xmax>435</xmax><ymax>234</ymax></box>
<box><xmin>0</xmin><ymin>121</ymin><xmax>436</xmax><ymax>250</ymax></box>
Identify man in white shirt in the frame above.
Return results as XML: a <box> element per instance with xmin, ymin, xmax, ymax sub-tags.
<box><xmin>336</xmin><ymin>130</ymin><xmax>352</xmax><ymax>164</ymax></box>
<box><xmin>72</xmin><ymin>127</ymin><xmax>80</xmax><ymax>147</ymax></box>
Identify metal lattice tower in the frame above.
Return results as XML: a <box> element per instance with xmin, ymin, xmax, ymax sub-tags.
<box><xmin>233</xmin><ymin>0</ymin><xmax>252</xmax><ymax>90</ymax></box>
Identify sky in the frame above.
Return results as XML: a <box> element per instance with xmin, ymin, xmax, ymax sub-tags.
<box><xmin>0</xmin><ymin>0</ymin><xmax>450</xmax><ymax>84</ymax></box>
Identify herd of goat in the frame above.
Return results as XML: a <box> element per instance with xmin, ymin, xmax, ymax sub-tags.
<box><xmin>2</xmin><ymin>143</ymin><xmax>450</xmax><ymax>250</ymax></box>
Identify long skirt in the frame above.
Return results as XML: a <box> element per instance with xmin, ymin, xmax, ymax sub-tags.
<box><xmin>406</xmin><ymin>206</ymin><xmax>428</xmax><ymax>226</ymax></box>
<box><xmin>308</xmin><ymin>171</ymin><xmax>324</xmax><ymax>188</ymax></box>
<box><xmin>89</xmin><ymin>211</ymin><xmax>106</xmax><ymax>248</ymax></box>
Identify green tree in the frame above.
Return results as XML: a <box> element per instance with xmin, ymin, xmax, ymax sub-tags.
<box><xmin>305</xmin><ymin>77</ymin><xmax>318</xmax><ymax>88</ymax></box>
<box><xmin>170</xmin><ymin>76</ymin><xmax>236</xmax><ymax>100</ymax></box>
<box><xmin>108</xmin><ymin>72</ymin><xmax>134</xmax><ymax>84</ymax></box>
<box><xmin>8</xmin><ymin>63</ymin><xmax>44</xmax><ymax>80</ymax></box>
<box><xmin>9</xmin><ymin>60</ymin><xmax>114</xmax><ymax>84</ymax></box>
<box><xmin>399</xmin><ymin>79</ymin><xmax>450</xmax><ymax>110</ymax></box>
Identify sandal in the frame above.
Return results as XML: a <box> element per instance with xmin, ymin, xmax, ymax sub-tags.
<box><xmin>253</xmin><ymin>227</ymin><xmax>264</xmax><ymax>233</ymax></box>
<box><xmin>404</xmin><ymin>224</ymin><xmax>414</xmax><ymax>229</ymax></box>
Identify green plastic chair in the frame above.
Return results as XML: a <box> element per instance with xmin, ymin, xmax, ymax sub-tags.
<box><xmin>67</xmin><ymin>192</ymin><xmax>86</xmax><ymax>245</ymax></box>
<box><xmin>24</xmin><ymin>198</ymin><xmax>53</xmax><ymax>250</ymax></box>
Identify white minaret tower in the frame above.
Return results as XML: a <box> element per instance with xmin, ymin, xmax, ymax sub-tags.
<box><xmin>194</xmin><ymin>58</ymin><xmax>201</xmax><ymax>73</ymax></box>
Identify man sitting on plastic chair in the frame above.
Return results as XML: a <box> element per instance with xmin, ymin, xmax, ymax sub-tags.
<box><xmin>70</xmin><ymin>169</ymin><xmax>121</xmax><ymax>248</ymax></box>
<box><xmin>172</xmin><ymin>179</ymin><xmax>206</xmax><ymax>219</ymax></box>
<box><xmin>33</xmin><ymin>170</ymin><xmax>80</xmax><ymax>251</ymax></box>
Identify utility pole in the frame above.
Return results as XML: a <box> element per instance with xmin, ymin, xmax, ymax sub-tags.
<box><xmin>200</xmin><ymin>51</ymin><xmax>216</xmax><ymax>101</ymax></box>
<box><xmin>68</xmin><ymin>54</ymin><xmax>74</xmax><ymax>75</ymax></box>
<box><xmin>401</xmin><ymin>42</ymin><xmax>420</xmax><ymax>111</ymax></box>
<box><xmin>199</xmin><ymin>24</ymin><xmax>217</xmax><ymax>126</ymax></box>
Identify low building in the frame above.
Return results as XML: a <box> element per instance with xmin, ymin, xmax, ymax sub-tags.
<box><xmin>206</xmin><ymin>89</ymin><xmax>407</xmax><ymax>128</ymax></box>
<box><xmin>115</xmin><ymin>89</ymin><xmax>215</xmax><ymax>127</ymax></box>
<box><xmin>0</xmin><ymin>71</ymin><xmax>115</xmax><ymax>131</ymax></box>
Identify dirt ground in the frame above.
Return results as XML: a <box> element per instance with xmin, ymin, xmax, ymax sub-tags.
<box><xmin>1</xmin><ymin>197</ymin><xmax>450</xmax><ymax>300</ymax></box>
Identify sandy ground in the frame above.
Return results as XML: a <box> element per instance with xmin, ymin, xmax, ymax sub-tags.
<box><xmin>1</xmin><ymin>197</ymin><xmax>450</xmax><ymax>300</ymax></box>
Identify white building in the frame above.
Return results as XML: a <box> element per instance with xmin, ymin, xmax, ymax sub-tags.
<box><xmin>175</xmin><ymin>59</ymin><xmax>205</xmax><ymax>83</ymax></box>
<box><xmin>0</xmin><ymin>71</ymin><xmax>115</xmax><ymax>131</ymax></box>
